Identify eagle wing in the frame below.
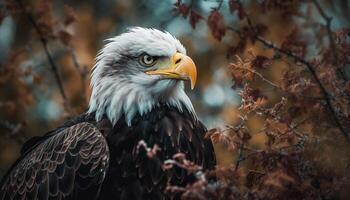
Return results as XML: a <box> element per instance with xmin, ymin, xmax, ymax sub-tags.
<box><xmin>0</xmin><ymin>122</ymin><xmax>109</xmax><ymax>200</ymax></box>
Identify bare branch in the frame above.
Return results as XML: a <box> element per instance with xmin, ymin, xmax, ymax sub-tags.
<box><xmin>234</xmin><ymin>142</ymin><xmax>244</xmax><ymax>170</ymax></box>
<box><xmin>68</xmin><ymin>48</ymin><xmax>88</xmax><ymax>106</ymax></box>
<box><xmin>231</xmin><ymin>64</ymin><xmax>280</xmax><ymax>89</ymax></box>
<box><xmin>252</xmin><ymin>36</ymin><xmax>350</xmax><ymax>143</ymax></box>
<box><xmin>16</xmin><ymin>0</ymin><xmax>71</xmax><ymax>112</ymax></box>
<box><xmin>312</xmin><ymin>0</ymin><xmax>347</xmax><ymax>81</ymax></box>
<box><xmin>217</xmin><ymin>0</ymin><xmax>224</xmax><ymax>10</ymax></box>
<box><xmin>227</xmin><ymin>1</ymin><xmax>350</xmax><ymax>143</ymax></box>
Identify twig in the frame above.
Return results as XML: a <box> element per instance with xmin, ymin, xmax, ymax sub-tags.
<box><xmin>16</xmin><ymin>0</ymin><xmax>70</xmax><ymax>112</ymax></box>
<box><xmin>68</xmin><ymin>48</ymin><xmax>88</xmax><ymax>106</ymax></box>
<box><xmin>235</xmin><ymin>142</ymin><xmax>244</xmax><ymax>170</ymax></box>
<box><xmin>217</xmin><ymin>0</ymin><xmax>224</xmax><ymax>10</ymax></box>
<box><xmin>232</xmin><ymin>65</ymin><xmax>280</xmax><ymax>89</ymax></box>
<box><xmin>229</xmin><ymin>113</ymin><xmax>249</xmax><ymax>170</ymax></box>
<box><xmin>248</xmin><ymin>169</ymin><xmax>265</xmax><ymax>175</ymax></box>
<box><xmin>252</xmin><ymin>35</ymin><xmax>350</xmax><ymax>143</ymax></box>
<box><xmin>236</xmin><ymin>150</ymin><xmax>262</xmax><ymax>165</ymax></box>
<box><xmin>227</xmin><ymin>1</ymin><xmax>350</xmax><ymax>143</ymax></box>
<box><xmin>312</xmin><ymin>0</ymin><xmax>347</xmax><ymax>81</ymax></box>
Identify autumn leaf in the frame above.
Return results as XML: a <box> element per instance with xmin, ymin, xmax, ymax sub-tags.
<box><xmin>207</xmin><ymin>9</ymin><xmax>226</xmax><ymax>41</ymax></box>
<box><xmin>229</xmin><ymin>0</ymin><xmax>246</xmax><ymax>19</ymax></box>
<box><xmin>189</xmin><ymin>10</ymin><xmax>203</xmax><ymax>29</ymax></box>
<box><xmin>246</xmin><ymin>170</ymin><xmax>265</xmax><ymax>188</ymax></box>
<box><xmin>63</xmin><ymin>5</ymin><xmax>77</xmax><ymax>26</ymax></box>
<box><xmin>252</xmin><ymin>56</ymin><xmax>272</xmax><ymax>69</ymax></box>
<box><xmin>281</xmin><ymin>28</ymin><xmax>306</xmax><ymax>58</ymax></box>
<box><xmin>229</xmin><ymin>0</ymin><xmax>240</xmax><ymax>13</ymax></box>
<box><xmin>205</xmin><ymin>128</ymin><xmax>221</xmax><ymax>143</ymax></box>
<box><xmin>35</xmin><ymin>0</ymin><xmax>56</xmax><ymax>40</ymax></box>
<box><xmin>232</xmin><ymin>72</ymin><xmax>244</xmax><ymax>88</ymax></box>
<box><xmin>173</xmin><ymin>0</ymin><xmax>189</xmax><ymax>18</ymax></box>
<box><xmin>58</xmin><ymin>30</ymin><xmax>72</xmax><ymax>46</ymax></box>
<box><xmin>230</xmin><ymin>54</ymin><xmax>255</xmax><ymax>82</ymax></box>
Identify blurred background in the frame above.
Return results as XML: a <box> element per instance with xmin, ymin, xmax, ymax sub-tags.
<box><xmin>1</xmin><ymin>0</ymin><xmax>350</xmax><ymax>188</ymax></box>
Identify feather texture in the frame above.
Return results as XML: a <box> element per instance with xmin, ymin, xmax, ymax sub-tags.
<box><xmin>0</xmin><ymin>105</ymin><xmax>215</xmax><ymax>200</ymax></box>
<box><xmin>98</xmin><ymin>105</ymin><xmax>216</xmax><ymax>200</ymax></box>
<box><xmin>0</xmin><ymin>122</ymin><xmax>109</xmax><ymax>200</ymax></box>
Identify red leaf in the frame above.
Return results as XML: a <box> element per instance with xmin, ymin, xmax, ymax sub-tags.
<box><xmin>229</xmin><ymin>0</ymin><xmax>240</xmax><ymax>13</ymax></box>
<box><xmin>229</xmin><ymin>0</ymin><xmax>246</xmax><ymax>19</ymax></box>
<box><xmin>63</xmin><ymin>5</ymin><xmax>77</xmax><ymax>26</ymax></box>
<box><xmin>58</xmin><ymin>30</ymin><xmax>72</xmax><ymax>46</ymax></box>
<box><xmin>189</xmin><ymin>10</ymin><xmax>203</xmax><ymax>29</ymax></box>
<box><xmin>238</xmin><ymin>5</ymin><xmax>246</xmax><ymax>20</ymax></box>
<box><xmin>232</xmin><ymin>72</ymin><xmax>243</xmax><ymax>88</ymax></box>
<box><xmin>248</xmin><ymin>88</ymin><xmax>265</xmax><ymax>101</ymax></box>
<box><xmin>252</xmin><ymin>56</ymin><xmax>272</xmax><ymax>69</ymax></box>
<box><xmin>174</xmin><ymin>0</ymin><xmax>189</xmax><ymax>18</ymax></box>
<box><xmin>207</xmin><ymin>9</ymin><xmax>226</xmax><ymax>41</ymax></box>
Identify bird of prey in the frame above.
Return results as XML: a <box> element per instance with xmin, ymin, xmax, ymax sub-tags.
<box><xmin>0</xmin><ymin>27</ymin><xmax>216</xmax><ymax>200</ymax></box>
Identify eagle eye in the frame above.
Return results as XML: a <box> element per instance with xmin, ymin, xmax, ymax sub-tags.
<box><xmin>139</xmin><ymin>54</ymin><xmax>157</xmax><ymax>66</ymax></box>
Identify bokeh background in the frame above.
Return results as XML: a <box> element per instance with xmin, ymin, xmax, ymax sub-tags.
<box><xmin>1</xmin><ymin>0</ymin><xmax>350</xmax><ymax>189</ymax></box>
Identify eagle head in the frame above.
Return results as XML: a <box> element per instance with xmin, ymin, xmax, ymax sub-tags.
<box><xmin>88</xmin><ymin>27</ymin><xmax>197</xmax><ymax>125</ymax></box>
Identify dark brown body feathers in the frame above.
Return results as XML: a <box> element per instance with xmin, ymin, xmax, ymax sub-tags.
<box><xmin>0</xmin><ymin>105</ymin><xmax>216</xmax><ymax>200</ymax></box>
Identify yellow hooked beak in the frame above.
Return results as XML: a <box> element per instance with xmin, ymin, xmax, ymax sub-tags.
<box><xmin>146</xmin><ymin>53</ymin><xmax>197</xmax><ymax>89</ymax></box>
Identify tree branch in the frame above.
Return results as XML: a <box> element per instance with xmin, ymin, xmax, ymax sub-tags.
<box><xmin>217</xmin><ymin>0</ymin><xmax>224</xmax><ymax>10</ymax></box>
<box><xmin>312</xmin><ymin>0</ymin><xmax>347</xmax><ymax>81</ymax></box>
<box><xmin>68</xmin><ymin>48</ymin><xmax>88</xmax><ymax>106</ymax></box>
<box><xmin>232</xmin><ymin>64</ymin><xmax>280</xmax><ymax>89</ymax></box>
<box><xmin>227</xmin><ymin>1</ymin><xmax>350</xmax><ymax>143</ymax></box>
<box><xmin>234</xmin><ymin>142</ymin><xmax>244</xmax><ymax>170</ymax></box>
<box><xmin>16</xmin><ymin>0</ymin><xmax>70</xmax><ymax>111</ymax></box>
<box><xmin>252</xmin><ymin>36</ymin><xmax>350</xmax><ymax>143</ymax></box>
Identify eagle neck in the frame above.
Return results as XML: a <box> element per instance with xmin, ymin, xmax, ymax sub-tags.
<box><xmin>88</xmin><ymin>80</ymin><xmax>197</xmax><ymax>126</ymax></box>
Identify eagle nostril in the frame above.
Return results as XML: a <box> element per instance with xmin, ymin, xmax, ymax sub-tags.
<box><xmin>175</xmin><ymin>58</ymin><xmax>182</xmax><ymax>65</ymax></box>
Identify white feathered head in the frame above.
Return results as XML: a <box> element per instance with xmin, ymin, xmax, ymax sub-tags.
<box><xmin>88</xmin><ymin>27</ymin><xmax>197</xmax><ymax>125</ymax></box>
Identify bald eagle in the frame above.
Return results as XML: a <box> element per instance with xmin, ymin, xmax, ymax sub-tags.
<box><xmin>0</xmin><ymin>27</ymin><xmax>216</xmax><ymax>200</ymax></box>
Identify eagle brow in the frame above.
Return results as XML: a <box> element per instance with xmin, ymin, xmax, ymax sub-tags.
<box><xmin>120</xmin><ymin>53</ymin><xmax>137</xmax><ymax>60</ymax></box>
